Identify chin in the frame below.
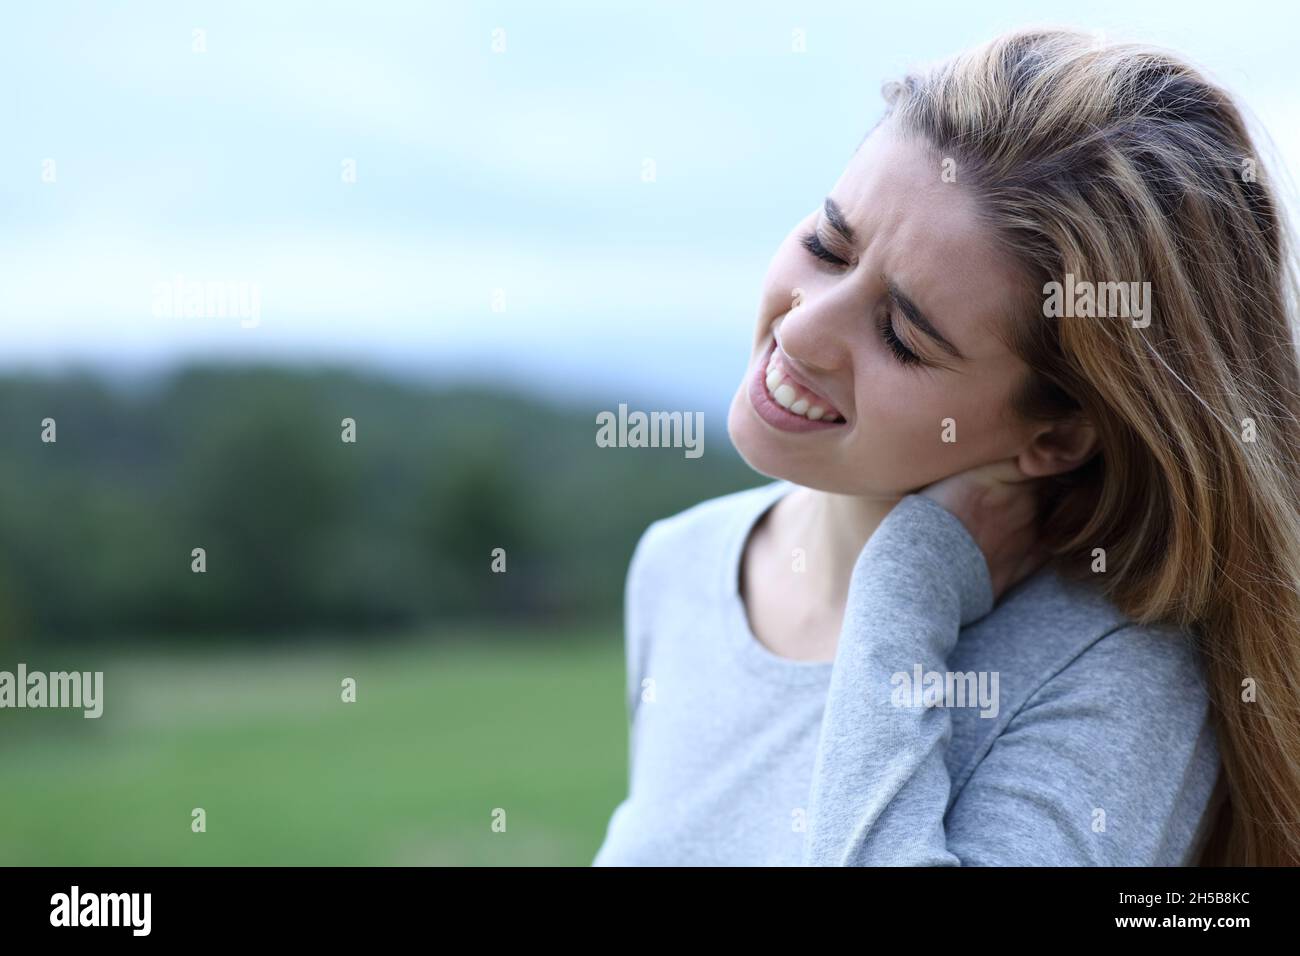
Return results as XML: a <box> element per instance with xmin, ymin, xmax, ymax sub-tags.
<box><xmin>726</xmin><ymin>386</ymin><xmax>779</xmax><ymax>477</ymax></box>
<box><xmin>726</xmin><ymin>383</ymin><xmax>827</xmax><ymax>489</ymax></box>
<box><xmin>728</xmin><ymin>382</ymin><xmax>909</xmax><ymax>497</ymax></box>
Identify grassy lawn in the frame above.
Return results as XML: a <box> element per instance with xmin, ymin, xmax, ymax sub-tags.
<box><xmin>0</xmin><ymin>627</ymin><xmax>629</xmax><ymax>865</ymax></box>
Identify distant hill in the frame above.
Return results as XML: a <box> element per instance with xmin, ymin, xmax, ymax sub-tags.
<box><xmin>0</xmin><ymin>364</ymin><xmax>763</xmax><ymax>643</ymax></box>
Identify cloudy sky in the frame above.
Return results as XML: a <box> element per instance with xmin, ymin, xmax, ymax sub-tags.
<box><xmin>3</xmin><ymin>0</ymin><xmax>1297</xmax><ymax>418</ymax></box>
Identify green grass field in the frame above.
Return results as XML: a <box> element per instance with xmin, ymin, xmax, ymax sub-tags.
<box><xmin>0</xmin><ymin>628</ymin><xmax>629</xmax><ymax>865</ymax></box>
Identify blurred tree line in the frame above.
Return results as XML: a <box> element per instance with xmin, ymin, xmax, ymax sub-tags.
<box><xmin>0</xmin><ymin>365</ymin><xmax>760</xmax><ymax>643</ymax></box>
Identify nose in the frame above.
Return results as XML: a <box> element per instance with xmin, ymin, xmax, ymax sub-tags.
<box><xmin>773</xmin><ymin>283</ymin><xmax>851</xmax><ymax>374</ymax></box>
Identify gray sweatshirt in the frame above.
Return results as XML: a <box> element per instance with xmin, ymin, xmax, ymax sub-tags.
<box><xmin>591</xmin><ymin>480</ymin><xmax>1222</xmax><ymax>866</ymax></box>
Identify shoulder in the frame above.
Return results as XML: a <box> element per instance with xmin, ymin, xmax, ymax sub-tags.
<box><xmin>1002</xmin><ymin>568</ymin><xmax>1212</xmax><ymax>703</ymax></box>
<box><xmin>962</xmin><ymin>567</ymin><xmax>1219</xmax><ymax>769</ymax></box>
<box><xmin>1041</xmin><ymin>613</ymin><xmax>1214</xmax><ymax>721</ymax></box>
<box><xmin>620</xmin><ymin>479</ymin><xmax>789</xmax><ymax>704</ymax></box>
<box><xmin>954</xmin><ymin>575</ymin><xmax>1221</xmax><ymax>864</ymax></box>
<box><xmin>989</xmin><ymin>569</ymin><xmax>1219</xmax><ymax>784</ymax></box>
<box><xmin>628</xmin><ymin>479</ymin><xmax>790</xmax><ymax>580</ymax></box>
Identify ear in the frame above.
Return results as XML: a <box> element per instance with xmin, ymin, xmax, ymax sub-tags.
<box><xmin>1017</xmin><ymin>416</ymin><xmax>1099</xmax><ymax>478</ymax></box>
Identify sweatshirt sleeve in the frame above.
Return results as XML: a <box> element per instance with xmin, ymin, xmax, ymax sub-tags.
<box><xmin>800</xmin><ymin>493</ymin><xmax>1219</xmax><ymax>866</ymax></box>
<box><xmin>801</xmin><ymin>493</ymin><xmax>993</xmax><ymax>866</ymax></box>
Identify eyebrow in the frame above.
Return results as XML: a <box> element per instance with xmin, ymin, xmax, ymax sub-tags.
<box><xmin>821</xmin><ymin>196</ymin><xmax>966</xmax><ymax>363</ymax></box>
<box><xmin>884</xmin><ymin>276</ymin><xmax>966</xmax><ymax>362</ymax></box>
<box><xmin>823</xmin><ymin>198</ymin><xmax>855</xmax><ymax>245</ymax></box>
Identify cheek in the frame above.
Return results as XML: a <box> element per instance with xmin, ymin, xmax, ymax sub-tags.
<box><xmin>850</xmin><ymin>368</ymin><xmax>1013</xmax><ymax>484</ymax></box>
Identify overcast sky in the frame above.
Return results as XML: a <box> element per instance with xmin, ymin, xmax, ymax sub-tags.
<box><xmin>3</xmin><ymin>0</ymin><xmax>1297</xmax><ymax>419</ymax></box>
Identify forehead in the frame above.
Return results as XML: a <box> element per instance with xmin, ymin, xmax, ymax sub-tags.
<box><xmin>826</xmin><ymin>123</ymin><xmax>1025</xmax><ymax>361</ymax></box>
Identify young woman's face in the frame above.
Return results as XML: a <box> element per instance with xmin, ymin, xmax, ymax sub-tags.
<box><xmin>727</xmin><ymin>120</ymin><xmax>1037</xmax><ymax>497</ymax></box>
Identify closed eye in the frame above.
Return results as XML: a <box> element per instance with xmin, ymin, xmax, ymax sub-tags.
<box><xmin>878</xmin><ymin>311</ymin><xmax>922</xmax><ymax>366</ymax></box>
<box><xmin>798</xmin><ymin>228</ymin><xmax>924</xmax><ymax>368</ymax></box>
<box><xmin>799</xmin><ymin>230</ymin><xmax>850</xmax><ymax>267</ymax></box>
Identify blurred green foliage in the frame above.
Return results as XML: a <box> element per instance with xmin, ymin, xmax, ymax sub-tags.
<box><xmin>0</xmin><ymin>365</ymin><xmax>761</xmax><ymax>643</ymax></box>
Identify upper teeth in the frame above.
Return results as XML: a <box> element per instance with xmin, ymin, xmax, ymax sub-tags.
<box><xmin>764</xmin><ymin>354</ymin><xmax>840</xmax><ymax>422</ymax></box>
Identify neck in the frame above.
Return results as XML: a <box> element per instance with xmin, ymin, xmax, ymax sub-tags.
<box><xmin>778</xmin><ymin>485</ymin><xmax>902</xmax><ymax>604</ymax></box>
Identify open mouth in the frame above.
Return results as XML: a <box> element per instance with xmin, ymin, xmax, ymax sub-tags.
<box><xmin>747</xmin><ymin>336</ymin><xmax>847</xmax><ymax>432</ymax></box>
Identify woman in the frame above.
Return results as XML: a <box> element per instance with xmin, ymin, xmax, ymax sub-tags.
<box><xmin>593</xmin><ymin>28</ymin><xmax>1300</xmax><ymax>866</ymax></box>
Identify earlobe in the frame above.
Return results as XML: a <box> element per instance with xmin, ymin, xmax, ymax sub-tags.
<box><xmin>1017</xmin><ymin>419</ymin><xmax>1098</xmax><ymax>478</ymax></box>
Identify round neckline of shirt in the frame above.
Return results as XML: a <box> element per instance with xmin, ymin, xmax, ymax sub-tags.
<box><xmin>720</xmin><ymin>480</ymin><xmax>836</xmax><ymax>686</ymax></box>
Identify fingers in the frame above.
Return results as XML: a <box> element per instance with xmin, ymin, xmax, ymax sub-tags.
<box><xmin>975</xmin><ymin>457</ymin><xmax>1036</xmax><ymax>486</ymax></box>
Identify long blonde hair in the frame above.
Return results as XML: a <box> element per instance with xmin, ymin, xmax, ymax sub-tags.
<box><xmin>884</xmin><ymin>28</ymin><xmax>1300</xmax><ymax>864</ymax></box>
